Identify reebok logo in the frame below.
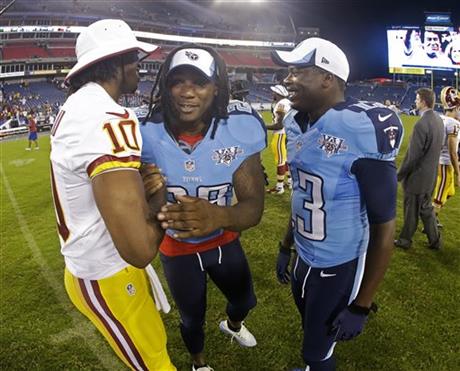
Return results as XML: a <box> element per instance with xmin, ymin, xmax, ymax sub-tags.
<box><xmin>106</xmin><ymin>109</ymin><xmax>130</xmax><ymax>119</ymax></box>
<box><xmin>378</xmin><ymin>113</ymin><xmax>392</xmax><ymax>122</ymax></box>
<box><xmin>320</xmin><ymin>270</ymin><xmax>336</xmax><ymax>278</ymax></box>
<box><xmin>321</xmin><ymin>57</ymin><xmax>330</xmax><ymax>64</ymax></box>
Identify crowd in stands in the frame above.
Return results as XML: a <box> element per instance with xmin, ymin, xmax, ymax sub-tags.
<box><xmin>3</xmin><ymin>0</ymin><xmax>293</xmax><ymax>41</ymax></box>
<box><xmin>0</xmin><ymin>80</ymin><xmax>60</xmax><ymax>128</ymax></box>
<box><xmin>1</xmin><ymin>76</ymin><xmax>454</xmax><ymax>132</ymax></box>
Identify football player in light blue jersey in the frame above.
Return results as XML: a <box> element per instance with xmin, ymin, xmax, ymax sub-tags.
<box><xmin>140</xmin><ymin>44</ymin><xmax>266</xmax><ymax>371</ymax></box>
<box><xmin>272</xmin><ymin>38</ymin><xmax>404</xmax><ymax>371</ymax></box>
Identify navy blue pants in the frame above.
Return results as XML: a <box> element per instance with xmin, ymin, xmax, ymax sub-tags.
<box><xmin>160</xmin><ymin>239</ymin><xmax>257</xmax><ymax>354</ymax></box>
<box><xmin>291</xmin><ymin>254</ymin><xmax>364</xmax><ymax>369</ymax></box>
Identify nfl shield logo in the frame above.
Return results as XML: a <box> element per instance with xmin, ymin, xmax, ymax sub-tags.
<box><xmin>184</xmin><ymin>159</ymin><xmax>195</xmax><ymax>172</ymax></box>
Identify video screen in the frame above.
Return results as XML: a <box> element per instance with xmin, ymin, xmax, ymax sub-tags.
<box><xmin>387</xmin><ymin>26</ymin><xmax>460</xmax><ymax>71</ymax></box>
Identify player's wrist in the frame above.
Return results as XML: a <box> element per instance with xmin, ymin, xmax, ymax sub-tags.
<box><xmin>278</xmin><ymin>241</ymin><xmax>293</xmax><ymax>254</ymax></box>
<box><xmin>349</xmin><ymin>300</ymin><xmax>378</xmax><ymax>315</ymax></box>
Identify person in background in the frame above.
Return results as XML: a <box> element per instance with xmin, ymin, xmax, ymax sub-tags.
<box><xmin>266</xmin><ymin>84</ymin><xmax>292</xmax><ymax>194</ymax></box>
<box><xmin>26</xmin><ymin>113</ymin><xmax>39</xmax><ymax>150</ymax></box>
<box><xmin>395</xmin><ymin>88</ymin><xmax>444</xmax><ymax>250</ymax></box>
<box><xmin>432</xmin><ymin>86</ymin><xmax>460</xmax><ymax>221</ymax></box>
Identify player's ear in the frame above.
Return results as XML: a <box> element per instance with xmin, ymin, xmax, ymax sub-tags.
<box><xmin>321</xmin><ymin>72</ymin><xmax>334</xmax><ymax>88</ymax></box>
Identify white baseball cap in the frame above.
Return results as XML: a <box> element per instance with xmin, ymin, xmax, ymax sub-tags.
<box><xmin>270</xmin><ymin>84</ymin><xmax>289</xmax><ymax>97</ymax></box>
<box><xmin>272</xmin><ymin>37</ymin><xmax>350</xmax><ymax>82</ymax></box>
<box><xmin>65</xmin><ymin>19</ymin><xmax>158</xmax><ymax>82</ymax></box>
<box><xmin>168</xmin><ymin>48</ymin><xmax>216</xmax><ymax>79</ymax></box>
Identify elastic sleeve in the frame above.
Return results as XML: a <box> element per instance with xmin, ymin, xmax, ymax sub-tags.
<box><xmin>82</xmin><ymin>115</ymin><xmax>142</xmax><ymax>179</ymax></box>
<box><xmin>351</xmin><ymin>158</ymin><xmax>397</xmax><ymax>224</ymax></box>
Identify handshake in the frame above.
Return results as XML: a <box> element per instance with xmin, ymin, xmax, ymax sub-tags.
<box><xmin>139</xmin><ymin>163</ymin><xmax>222</xmax><ymax>239</ymax></box>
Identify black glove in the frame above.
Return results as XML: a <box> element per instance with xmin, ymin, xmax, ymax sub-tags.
<box><xmin>331</xmin><ymin>302</ymin><xmax>377</xmax><ymax>341</ymax></box>
<box><xmin>276</xmin><ymin>242</ymin><xmax>292</xmax><ymax>284</ymax></box>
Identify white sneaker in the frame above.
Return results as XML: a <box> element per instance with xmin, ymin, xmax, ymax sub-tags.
<box><xmin>192</xmin><ymin>365</ymin><xmax>214</xmax><ymax>371</ymax></box>
<box><xmin>35</xmin><ymin>147</ymin><xmax>39</xmax><ymax>150</ymax></box>
<box><xmin>25</xmin><ymin>148</ymin><xmax>31</xmax><ymax>151</ymax></box>
<box><xmin>219</xmin><ymin>320</ymin><xmax>257</xmax><ymax>347</ymax></box>
<box><xmin>266</xmin><ymin>186</ymin><xmax>285</xmax><ymax>194</ymax></box>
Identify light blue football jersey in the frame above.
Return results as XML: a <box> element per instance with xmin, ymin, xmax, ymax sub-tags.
<box><xmin>283</xmin><ymin>108</ymin><xmax>302</xmax><ymax>149</ymax></box>
<box><xmin>286</xmin><ymin>98</ymin><xmax>404</xmax><ymax>268</ymax></box>
<box><xmin>141</xmin><ymin>102</ymin><xmax>266</xmax><ymax>244</ymax></box>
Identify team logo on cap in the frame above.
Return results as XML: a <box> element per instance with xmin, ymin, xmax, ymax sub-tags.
<box><xmin>184</xmin><ymin>159</ymin><xmax>196</xmax><ymax>172</ymax></box>
<box><xmin>212</xmin><ymin>146</ymin><xmax>243</xmax><ymax>166</ymax></box>
<box><xmin>185</xmin><ymin>51</ymin><xmax>199</xmax><ymax>61</ymax></box>
<box><xmin>318</xmin><ymin>134</ymin><xmax>348</xmax><ymax>157</ymax></box>
<box><xmin>321</xmin><ymin>57</ymin><xmax>330</xmax><ymax>64</ymax></box>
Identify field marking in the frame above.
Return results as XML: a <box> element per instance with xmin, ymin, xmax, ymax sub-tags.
<box><xmin>0</xmin><ymin>163</ymin><xmax>122</xmax><ymax>370</ymax></box>
<box><xmin>9</xmin><ymin>158</ymin><xmax>36</xmax><ymax>167</ymax></box>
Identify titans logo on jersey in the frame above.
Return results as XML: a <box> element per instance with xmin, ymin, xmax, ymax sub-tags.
<box><xmin>287</xmin><ymin>98</ymin><xmax>403</xmax><ymax>268</ymax></box>
<box><xmin>140</xmin><ymin>104</ymin><xmax>266</xmax><ymax>244</ymax></box>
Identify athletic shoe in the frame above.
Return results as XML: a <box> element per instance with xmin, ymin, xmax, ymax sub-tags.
<box><xmin>428</xmin><ymin>235</ymin><xmax>442</xmax><ymax>250</ymax></box>
<box><xmin>25</xmin><ymin>148</ymin><xmax>31</xmax><ymax>151</ymax></box>
<box><xmin>192</xmin><ymin>364</ymin><xmax>214</xmax><ymax>371</ymax></box>
<box><xmin>219</xmin><ymin>320</ymin><xmax>257</xmax><ymax>347</ymax></box>
<box><xmin>35</xmin><ymin>147</ymin><xmax>39</xmax><ymax>150</ymax></box>
<box><xmin>266</xmin><ymin>186</ymin><xmax>284</xmax><ymax>194</ymax></box>
<box><xmin>394</xmin><ymin>239</ymin><xmax>411</xmax><ymax>250</ymax></box>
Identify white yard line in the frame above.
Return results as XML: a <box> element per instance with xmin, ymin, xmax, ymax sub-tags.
<box><xmin>0</xmin><ymin>163</ymin><xmax>122</xmax><ymax>370</ymax></box>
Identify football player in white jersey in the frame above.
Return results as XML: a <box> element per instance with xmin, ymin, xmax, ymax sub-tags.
<box><xmin>266</xmin><ymin>84</ymin><xmax>292</xmax><ymax>194</ymax></box>
<box><xmin>432</xmin><ymin>86</ymin><xmax>460</xmax><ymax>218</ymax></box>
<box><xmin>50</xmin><ymin>19</ymin><xmax>175</xmax><ymax>370</ymax></box>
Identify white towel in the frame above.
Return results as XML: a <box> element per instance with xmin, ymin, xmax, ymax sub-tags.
<box><xmin>145</xmin><ymin>265</ymin><xmax>171</xmax><ymax>313</ymax></box>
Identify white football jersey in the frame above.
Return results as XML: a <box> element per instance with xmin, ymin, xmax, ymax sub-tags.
<box><xmin>273</xmin><ymin>98</ymin><xmax>291</xmax><ymax>135</ymax></box>
<box><xmin>439</xmin><ymin>115</ymin><xmax>459</xmax><ymax>165</ymax></box>
<box><xmin>50</xmin><ymin>82</ymin><xmax>142</xmax><ymax>280</ymax></box>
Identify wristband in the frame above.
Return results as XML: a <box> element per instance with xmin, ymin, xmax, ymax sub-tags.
<box><xmin>278</xmin><ymin>242</ymin><xmax>293</xmax><ymax>254</ymax></box>
<box><xmin>349</xmin><ymin>301</ymin><xmax>378</xmax><ymax>315</ymax></box>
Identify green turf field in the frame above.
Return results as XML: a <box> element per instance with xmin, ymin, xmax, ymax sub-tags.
<box><xmin>1</xmin><ymin>114</ymin><xmax>459</xmax><ymax>370</ymax></box>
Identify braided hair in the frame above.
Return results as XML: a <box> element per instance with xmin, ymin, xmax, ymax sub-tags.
<box><xmin>143</xmin><ymin>44</ymin><xmax>229</xmax><ymax>135</ymax></box>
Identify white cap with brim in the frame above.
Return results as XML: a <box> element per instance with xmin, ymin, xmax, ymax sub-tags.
<box><xmin>167</xmin><ymin>48</ymin><xmax>216</xmax><ymax>80</ymax></box>
<box><xmin>270</xmin><ymin>84</ymin><xmax>289</xmax><ymax>97</ymax></box>
<box><xmin>271</xmin><ymin>37</ymin><xmax>350</xmax><ymax>82</ymax></box>
<box><xmin>65</xmin><ymin>19</ymin><xmax>158</xmax><ymax>82</ymax></box>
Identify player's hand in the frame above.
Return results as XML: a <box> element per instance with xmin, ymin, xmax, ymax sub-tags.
<box><xmin>276</xmin><ymin>242</ymin><xmax>292</xmax><ymax>284</ymax></box>
<box><xmin>331</xmin><ymin>302</ymin><xmax>377</xmax><ymax>341</ymax></box>
<box><xmin>157</xmin><ymin>195</ymin><xmax>220</xmax><ymax>238</ymax></box>
<box><xmin>139</xmin><ymin>163</ymin><xmax>166</xmax><ymax>201</ymax></box>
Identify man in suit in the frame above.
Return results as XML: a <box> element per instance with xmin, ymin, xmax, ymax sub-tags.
<box><xmin>395</xmin><ymin>88</ymin><xmax>444</xmax><ymax>250</ymax></box>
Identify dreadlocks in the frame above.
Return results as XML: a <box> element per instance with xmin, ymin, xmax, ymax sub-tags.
<box><xmin>143</xmin><ymin>44</ymin><xmax>229</xmax><ymax>131</ymax></box>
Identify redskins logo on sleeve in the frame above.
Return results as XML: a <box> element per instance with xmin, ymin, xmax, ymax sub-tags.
<box><xmin>86</xmin><ymin>112</ymin><xmax>143</xmax><ymax>179</ymax></box>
